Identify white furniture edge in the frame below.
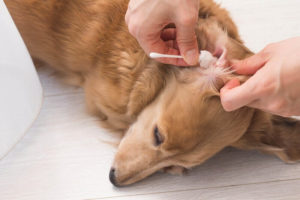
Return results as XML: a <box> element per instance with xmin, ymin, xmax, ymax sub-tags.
<box><xmin>0</xmin><ymin>1</ymin><xmax>44</xmax><ymax>160</ymax></box>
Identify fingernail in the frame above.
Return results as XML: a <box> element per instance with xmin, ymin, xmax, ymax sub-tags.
<box><xmin>184</xmin><ymin>49</ymin><xmax>198</xmax><ymax>65</ymax></box>
<box><xmin>224</xmin><ymin>79</ymin><xmax>240</xmax><ymax>90</ymax></box>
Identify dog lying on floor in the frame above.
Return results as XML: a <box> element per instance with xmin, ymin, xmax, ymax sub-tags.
<box><xmin>5</xmin><ymin>0</ymin><xmax>300</xmax><ymax>186</ymax></box>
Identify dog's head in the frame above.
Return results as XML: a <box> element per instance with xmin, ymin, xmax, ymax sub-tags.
<box><xmin>110</xmin><ymin>21</ymin><xmax>300</xmax><ymax>186</ymax></box>
<box><xmin>109</xmin><ymin>20</ymin><xmax>258</xmax><ymax>186</ymax></box>
<box><xmin>110</xmin><ymin>66</ymin><xmax>255</xmax><ymax>186</ymax></box>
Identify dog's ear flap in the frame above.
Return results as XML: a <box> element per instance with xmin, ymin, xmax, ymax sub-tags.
<box><xmin>194</xmin><ymin>19</ymin><xmax>254</xmax><ymax>92</ymax></box>
<box><xmin>127</xmin><ymin>62</ymin><xmax>167</xmax><ymax>116</ymax></box>
<box><xmin>196</xmin><ymin>18</ymin><xmax>253</xmax><ymax>60</ymax></box>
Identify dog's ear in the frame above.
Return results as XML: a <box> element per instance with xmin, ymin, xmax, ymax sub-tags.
<box><xmin>196</xmin><ymin>18</ymin><xmax>253</xmax><ymax>60</ymax></box>
<box><xmin>267</xmin><ymin>115</ymin><xmax>300</xmax><ymax>162</ymax></box>
<box><xmin>127</xmin><ymin>62</ymin><xmax>167</xmax><ymax>117</ymax></box>
<box><xmin>194</xmin><ymin>18</ymin><xmax>259</xmax><ymax>95</ymax></box>
<box><xmin>198</xmin><ymin>0</ymin><xmax>243</xmax><ymax>43</ymax></box>
<box><xmin>196</xmin><ymin>20</ymin><xmax>300</xmax><ymax>163</ymax></box>
<box><xmin>232</xmin><ymin>110</ymin><xmax>300</xmax><ymax>163</ymax></box>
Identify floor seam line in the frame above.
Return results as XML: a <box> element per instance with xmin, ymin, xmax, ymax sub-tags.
<box><xmin>85</xmin><ymin>177</ymin><xmax>300</xmax><ymax>200</ymax></box>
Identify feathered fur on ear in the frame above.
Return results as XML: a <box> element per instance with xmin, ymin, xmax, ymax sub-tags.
<box><xmin>232</xmin><ymin>111</ymin><xmax>300</xmax><ymax>163</ymax></box>
<box><xmin>127</xmin><ymin>61</ymin><xmax>167</xmax><ymax>117</ymax></box>
<box><xmin>192</xmin><ymin>18</ymin><xmax>254</xmax><ymax>92</ymax></box>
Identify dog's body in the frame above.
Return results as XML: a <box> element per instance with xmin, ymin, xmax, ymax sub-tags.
<box><xmin>5</xmin><ymin>0</ymin><xmax>300</xmax><ymax>186</ymax></box>
<box><xmin>5</xmin><ymin>0</ymin><xmax>245</xmax><ymax>131</ymax></box>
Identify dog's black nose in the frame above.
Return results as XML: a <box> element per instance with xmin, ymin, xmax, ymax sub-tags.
<box><xmin>109</xmin><ymin>168</ymin><xmax>118</xmax><ymax>186</ymax></box>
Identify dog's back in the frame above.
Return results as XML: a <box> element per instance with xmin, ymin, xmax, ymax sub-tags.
<box><xmin>5</xmin><ymin>0</ymin><xmax>245</xmax><ymax>130</ymax></box>
<box><xmin>5</xmin><ymin>0</ymin><xmax>138</xmax><ymax>79</ymax></box>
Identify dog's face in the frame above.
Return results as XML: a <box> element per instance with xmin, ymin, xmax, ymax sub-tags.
<box><xmin>110</xmin><ymin>67</ymin><xmax>254</xmax><ymax>186</ymax></box>
<box><xmin>109</xmin><ymin>20</ymin><xmax>258</xmax><ymax>186</ymax></box>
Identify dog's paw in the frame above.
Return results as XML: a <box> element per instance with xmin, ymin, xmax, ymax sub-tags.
<box><xmin>162</xmin><ymin>166</ymin><xmax>188</xmax><ymax>175</ymax></box>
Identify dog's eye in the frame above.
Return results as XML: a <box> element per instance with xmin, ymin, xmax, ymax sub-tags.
<box><xmin>154</xmin><ymin>126</ymin><xmax>164</xmax><ymax>146</ymax></box>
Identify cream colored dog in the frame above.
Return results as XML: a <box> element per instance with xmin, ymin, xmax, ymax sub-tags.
<box><xmin>5</xmin><ymin>0</ymin><xmax>300</xmax><ymax>186</ymax></box>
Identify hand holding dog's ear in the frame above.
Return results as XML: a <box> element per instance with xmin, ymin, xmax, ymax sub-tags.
<box><xmin>125</xmin><ymin>0</ymin><xmax>200</xmax><ymax>66</ymax></box>
<box><xmin>221</xmin><ymin>37</ymin><xmax>300</xmax><ymax>117</ymax></box>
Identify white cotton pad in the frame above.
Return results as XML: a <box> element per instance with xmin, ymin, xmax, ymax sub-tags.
<box><xmin>149</xmin><ymin>51</ymin><xmax>218</xmax><ymax>68</ymax></box>
<box><xmin>198</xmin><ymin>50</ymin><xmax>218</xmax><ymax>69</ymax></box>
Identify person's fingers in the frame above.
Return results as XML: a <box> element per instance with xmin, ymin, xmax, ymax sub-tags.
<box><xmin>138</xmin><ymin>31</ymin><xmax>190</xmax><ymax>66</ymax></box>
<box><xmin>165</xmin><ymin>40</ymin><xmax>179</xmax><ymax>50</ymax></box>
<box><xmin>247</xmin><ymin>98</ymin><xmax>292</xmax><ymax>117</ymax></box>
<box><xmin>175</xmin><ymin>23</ymin><xmax>199</xmax><ymax>65</ymax></box>
<box><xmin>220</xmin><ymin>77</ymin><xmax>259</xmax><ymax>111</ymax></box>
<box><xmin>244</xmin><ymin>99</ymin><xmax>271</xmax><ymax>113</ymax></box>
<box><xmin>161</xmin><ymin>29</ymin><xmax>179</xmax><ymax>49</ymax></box>
<box><xmin>155</xmin><ymin>57</ymin><xmax>190</xmax><ymax>66</ymax></box>
<box><xmin>161</xmin><ymin>28</ymin><xmax>177</xmax><ymax>41</ymax></box>
<box><xmin>222</xmin><ymin>78</ymin><xmax>241</xmax><ymax>90</ymax></box>
<box><xmin>247</xmin><ymin>101</ymin><xmax>289</xmax><ymax>117</ymax></box>
<box><xmin>146</xmin><ymin>39</ymin><xmax>189</xmax><ymax>66</ymax></box>
<box><xmin>231</xmin><ymin>51</ymin><xmax>269</xmax><ymax>75</ymax></box>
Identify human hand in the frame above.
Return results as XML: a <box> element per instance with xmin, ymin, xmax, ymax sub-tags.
<box><xmin>220</xmin><ymin>37</ymin><xmax>300</xmax><ymax>117</ymax></box>
<box><xmin>125</xmin><ymin>0</ymin><xmax>200</xmax><ymax>66</ymax></box>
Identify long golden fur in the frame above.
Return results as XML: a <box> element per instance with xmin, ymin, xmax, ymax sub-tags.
<box><xmin>5</xmin><ymin>0</ymin><xmax>300</xmax><ymax>186</ymax></box>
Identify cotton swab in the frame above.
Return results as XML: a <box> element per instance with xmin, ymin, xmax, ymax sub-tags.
<box><xmin>149</xmin><ymin>50</ymin><xmax>217</xmax><ymax>69</ymax></box>
<box><xmin>149</xmin><ymin>52</ymin><xmax>184</xmax><ymax>59</ymax></box>
<box><xmin>198</xmin><ymin>50</ymin><xmax>217</xmax><ymax>69</ymax></box>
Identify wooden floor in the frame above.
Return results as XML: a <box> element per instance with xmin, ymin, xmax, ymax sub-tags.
<box><xmin>1</xmin><ymin>0</ymin><xmax>300</xmax><ymax>199</ymax></box>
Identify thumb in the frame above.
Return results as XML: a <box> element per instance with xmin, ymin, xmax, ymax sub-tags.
<box><xmin>220</xmin><ymin>77</ymin><xmax>258</xmax><ymax>111</ymax></box>
<box><xmin>176</xmin><ymin>25</ymin><xmax>199</xmax><ymax>65</ymax></box>
<box><xmin>232</xmin><ymin>51</ymin><xmax>269</xmax><ymax>75</ymax></box>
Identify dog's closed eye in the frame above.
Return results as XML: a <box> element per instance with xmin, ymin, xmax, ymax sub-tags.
<box><xmin>154</xmin><ymin>126</ymin><xmax>164</xmax><ymax>146</ymax></box>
